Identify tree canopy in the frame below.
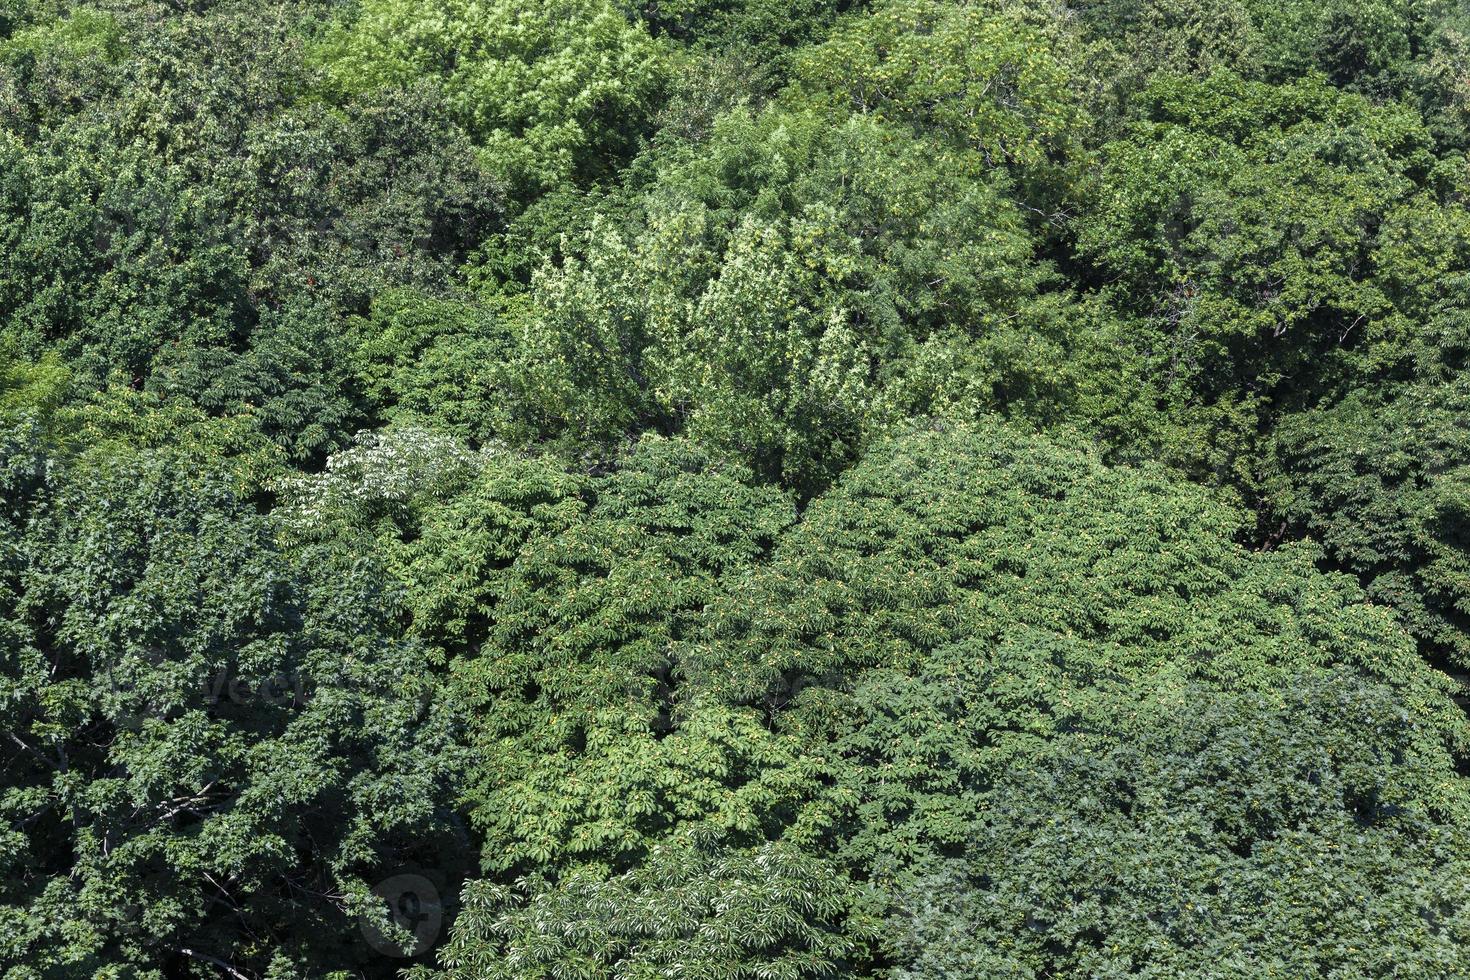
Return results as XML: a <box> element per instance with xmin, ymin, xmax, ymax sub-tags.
<box><xmin>3</xmin><ymin>0</ymin><xmax>1469</xmax><ymax>976</ymax></box>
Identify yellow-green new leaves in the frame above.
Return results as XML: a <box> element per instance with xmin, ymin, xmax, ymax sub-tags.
<box><xmin>315</xmin><ymin>0</ymin><xmax>668</xmax><ymax>198</ymax></box>
<box><xmin>0</xmin><ymin>6</ymin><xmax>123</xmax><ymax>63</ymax></box>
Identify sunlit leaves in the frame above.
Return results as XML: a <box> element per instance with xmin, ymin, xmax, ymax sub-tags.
<box><xmin>316</xmin><ymin>0</ymin><xmax>668</xmax><ymax>198</ymax></box>
<box><xmin>511</xmin><ymin>105</ymin><xmax>1061</xmax><ymax>492</ymax></box>
<box><xmin>795</xmin><ymin>0</ymin><xmax>1088</xmax><ymax>169</ymax></box>
<box><xmin>436</xmin><ymin>839</ymin><xmax>869</xmax><ymax>980</ymax></box>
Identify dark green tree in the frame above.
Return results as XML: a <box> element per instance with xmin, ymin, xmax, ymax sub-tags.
<box><xmin>0</xmin><ymin>424</ymin><xmax>462</xmax><ymax>977</ymax></box>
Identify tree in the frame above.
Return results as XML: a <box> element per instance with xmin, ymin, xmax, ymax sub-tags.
<box><xmin>1071</xmin><ymin>71</ymin><xmax>1436</xmax><ymax>484</ymax></box>
<box><xmin>435</xmin><ymin>421</ymin><xmax>1470</xmax><ymax>974</ymax></box>
<box><xmin>432</xmin><ymin>838</ymin><xmax>867</xmax><ymax>980</ymax></box>
<box><xmin>1264</xmin><ymin>375</ymin><xmax>1470</xmax><ymax>670</ymax></box>
<box><xmin>443</xmin><ymin>437</ymin><xmax>796</xmax><ymax>874</ymax></box>
<box><xmin>793</xmin><ymin>0</ymin><xmax>1089</xmax><ymax>172</ymax></box>
<box><xmin>1</xmin><ymin>3</ymin><xmax>501</xmax><ymax>462</ymax></box>
<box><xmin>6</xmin><ymin>0</ymin><xmax>1470</xmax><ymax>975</ymax></box>
<box><xmin>315</xmin><ymin>0</ymin><xmax>669</xmax><ymax>200</ymax></box>
<box><xmin>686</xmin><ymin>421</ymin><xmax>1467</xmax><ymax>967</ymax></box>
<box><xmin>0</xmin><ymin>428</ymin><xmax>463</xmax><ymax>977</ymax></box>
<box><xmin>347</xmin><ymin>289</ymin><xmax>515</xmax><ymax>444</ymax></box>
<box><xmin>891</xmin><ymin>664</ymin><xmax>1470</xmax><ymax>978</ymax></box>
<box><xmin>508</xmin><ymin>105</ymin><xmax>1069</xmax><ymax>493</ymax></box>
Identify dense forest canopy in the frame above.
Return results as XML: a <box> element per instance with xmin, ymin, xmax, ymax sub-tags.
<box><xmin>2</xmin><ymin>0</ymin><xmax>1469</xmax><ymax>976</ymax></box>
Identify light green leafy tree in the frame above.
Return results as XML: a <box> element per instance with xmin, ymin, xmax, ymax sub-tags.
<box><xmin>316</xmin><ymin>0</ymin><xmax>669</xmax><ymax>199</ymax></box>
<box><xmin>510</xmin><ymin>105</ymin><xmax>1068</xmax><ymax>492</ymax></box>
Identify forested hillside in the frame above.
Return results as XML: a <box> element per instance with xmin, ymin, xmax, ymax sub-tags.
<box><xmin>3</xmin><ymin>1</ymin><xmax>1470</xmax><ymax>977</ymax></box>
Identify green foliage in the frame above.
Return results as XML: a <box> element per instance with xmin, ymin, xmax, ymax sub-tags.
<box><xmin>1073</xmin><ymin>71</ymin><xmax>1439</xmax><ymax>481</ymax></box>
<box><xmin>892</xmin><ymin>665</ymin><xmax>1470</xmax><ymax>978</ymax></box>
<box><xmin>434</xmin><ymin>839</ymin><xmax>868</xmax><ymax>980</ymax></box>
<box><xmin>794</xmin><ymin>0</ymin><xmax>1089</xmax><ymax>170</ymax></box>
<box><xmin>691</xmin><ymin>420</ymin><xmax>1464</xmax><ymax>739</ymax></box>
<box><xmin>1242</xmin><ymin>0</ymin><xmax>1441</xmax><ymax>91</ymax></box>
<box><xmin>1076</xmin><ymin>0</ymin><xmax>1467</xmax><ymax>116</ymax></box>
<box><xmin>241</xmin><ymin>84</ymin><xmax>504</xmax><ymax>313</ymax></box>
<box><xmin>1073</xmin><ymin>0</ymin><xmax>1262</xmax><ymax>83</ymax></box>
<box><xmin>0</xmin><ymin>435</ymin><xmax>463</xmax><ymax>977</ymax></box>
<box><xmin>0</xmin><ymin>3</ymin><xmax>501</xmax><ymax>461</ymax></box>
<box><xmin>508</xmin><ymin>105</ymin><xmax>1068</xmax><ymax>491</ymax></box>
<box><xmin>349</xmin><ymin>289</ymin><xmax>514</xmax><ymax>442</ymax></box>
<box><xmin>316</xmin><ymin>0</ymin><xmax>669</xmax><ymax>198</ymax></box>
<box><xmin>5</xmin><ymin>0</ymin><xmax>1470</xmax><ymax>976</ymax></box>
<box><xmin>456</xmin><ymin>438</ymin><xmax>795</xmax><ymax>871</ymax></box>
<box><xmin>402</xmin><ymin>420</ymin><xmax>1469</xmax><ymax>975</ymax></box>
<box><xmin>0</xmin><ymin>6</ymin><xmax>123</xmax><ymax>63</ymax></box>
<box><xmin>687</xmin><ymin>422</ymin><xmax>1469</xmax><ymax>970</ymax></box>
<box><xmin>1069</xmin><ymin>69</ymin><xmax>1470</xmax><ymax>672</ymax></box>
<box><xmin>631</xmin><ymin>0</ymin><xmax>857</xmax><ymax>87</ymax></box>
<box><xmin>1265</xmin><ymin>375</ymin><xmax>1470</xmax><ymax>668</ymax></box>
